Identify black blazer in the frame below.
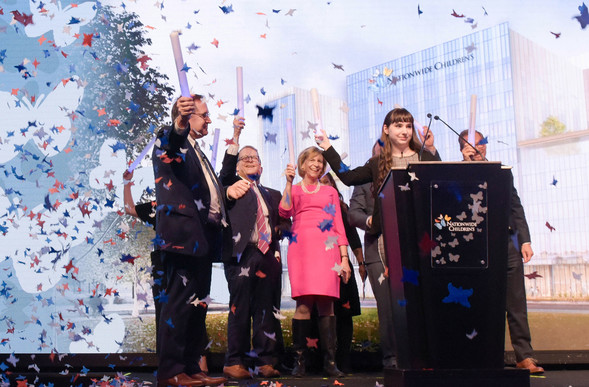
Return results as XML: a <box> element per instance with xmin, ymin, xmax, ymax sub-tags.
<box><xmin>152</xmin><ymin>125</ymin><xmax>228</xmax><ymax>260</ymax></box>
<box><xmin>323</xmin><ymin>146</ymin><xmax>441</xmax><ymax>235</ymax></box>
<box><xmin>509</xmin><ymin>173</ymin><xmax>531</xmax><ymax>249</ymax></box>
<box><xmin>219</xmin><ymin>151</ymin><xmax>289</xmax><ymax>262</ymax></box>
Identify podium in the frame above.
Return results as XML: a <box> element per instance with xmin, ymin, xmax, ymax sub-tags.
<box><xmin>379</xmin><ymin>162</ymin><xmax>529</xmax><ymax>387</ymax></box>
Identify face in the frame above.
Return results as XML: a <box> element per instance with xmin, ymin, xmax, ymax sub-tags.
<box><xmin>384</xmin><ymin>121</ymin><xmax>413</xmax><ymax>149</ymax></box>
<box><xmin>237</xmin><ymin>148</ymin><xmax>262</xmax><ymax>181</ymax></box>
<box><xmin>472</xmin><ymin>133</ymin><xmax>487</xmax><ymax>160</ymax></box>
<box><xmin>188</xmin><ymin>99</ymin><xmax>211</xmax><ymax>139</ymax></box>
<box><xmin>301</xmin><ymin>153</ymin><xmax>325</xmax><ymax>180</ymax></box>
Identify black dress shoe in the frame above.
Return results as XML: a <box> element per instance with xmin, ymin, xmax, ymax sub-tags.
<box><xmin>223</xmin><ymin>364</ymin><xmax>252</xmax><ymax>379</ymax></box>
<box><xmin>190</xmin><ymin>372</ymin><xmax>227</xmax><ymax>386</ymax></box>
<box><xmin>158</xmin><ymin>372</ymin><xmax>205</xmax><ymax>386</ymax></box>
<box><xmin>258</xmin><ymin>364</ymin><xmax>281</xmax><ymax>378</ymax></box>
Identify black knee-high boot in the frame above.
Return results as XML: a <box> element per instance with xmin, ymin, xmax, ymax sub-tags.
<box><xmin>336</xmin><ymin>314</ymin><xmax>353</xmax><ymax>373</ymax></box>
<box><xmin>319</xmin><ymin>315</ymin><xmax>345</xmax><ymax>377</ymax></box>
<box><xmin>291</xmin><ymin>319</ymin><xmax>312</xmax><ymax>377</ymax></box>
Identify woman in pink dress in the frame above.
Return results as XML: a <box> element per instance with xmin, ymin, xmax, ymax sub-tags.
<box><xmin>279</xmin><ymin>146</ymin><xmax>351</xmax><ymax>377</ymax></box>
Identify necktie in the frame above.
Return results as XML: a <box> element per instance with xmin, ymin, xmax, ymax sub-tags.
<box><xmin>255</xmin><ymin>186</ymin><xmax>270</xmax><ymax>254</ymax></box>
<box><xmin>194</xmin><ymin>143</ymin><xmax>226</xmax><ymax>224</ymax></box>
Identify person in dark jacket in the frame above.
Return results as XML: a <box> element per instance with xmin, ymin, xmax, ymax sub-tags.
<box><xmin>218</xmin><ymin>120</ymin><xmax>290</xmax><ymax>380</ymax></box>
<box><xmin>459</xmin><ymin>129</ymin><xmax>543</xmax><ymax>374</ymax></box>
<box><xmin>152</xmin><ymin>94</ymin><xmax>247</xmax><ymax>386</ymax></box>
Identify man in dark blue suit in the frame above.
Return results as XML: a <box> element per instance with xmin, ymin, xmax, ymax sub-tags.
<box><xmin>153</xmin><ymin>95</ymin><xmax>249</xmax><ymax>386</ymax></box>
<box><xmin>459</xmin><ymin>129</ymin><xmax>544</xmax><ymax>374</ymax></box>
<box><xmin>219</xmin><ymin>124</ymin><xmax>289</xmax><ymax>380</ymax></box>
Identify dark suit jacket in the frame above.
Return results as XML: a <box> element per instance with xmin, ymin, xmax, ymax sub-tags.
<box><xmin>152</xmin><ymin>124</ymin><xmax>228</xmax><ymax>260</ymax></box>
<box><xmin>219</xmin><ymin>151</ymin><xmax>289</xmax><ymax>262</ymax></box>
<box><xmin>509</xmin><ymin>172</ymin><xmax>531</xmax><ymax>249</ymax></box>
<box><xmin>323</xmin><ymin>146</ymin><xmax>441</xmax><ymax>235</ymax></box>
<box><xmin>348</xmin><ymin>183</ymin><xmax>381</xmax><ymax>265</ymax></box>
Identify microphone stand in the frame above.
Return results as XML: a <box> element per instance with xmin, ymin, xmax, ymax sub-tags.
<box><xmin>433</xmin><ymin>115</ymin><xmax>487</xmax><ymax>161</ymax></box>
<box><xmin>418</xmin><ymin>113</ymin><xmax>434</xmax><ymax>159</ymax></box>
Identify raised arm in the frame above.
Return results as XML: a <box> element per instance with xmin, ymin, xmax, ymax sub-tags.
<box><xmin>279</xmin><ymin>163</ymin><xmax>296</xmax><ymax>217</ymax></box>
<box><xmin>219</xmin><ymin>115</ymin><xmax>245</xmax><ymax>186</ymax></box>
<box><xmin>123</xmin><ymin>169</ymin><xmax>138</xmax><ymax>218</ymax></box>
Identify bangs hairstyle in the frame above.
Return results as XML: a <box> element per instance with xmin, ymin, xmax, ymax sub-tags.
<box><xmin>378</xmin><ymin>107</ymin><xmax>423</xmax><ymax>153</ymax></box>
<box><xmin>375</xmin><ymin>107</ymin><xmax>423</xmax><ymax>192</ymax></box>
<box><xmin>171</xmin><ymin>94</ymin><xmax>204</xmax><ymax>123</ymax></box>
<box><xmin>383</xmin><ymin>107</ymin><xmax>414</xmax><ymax>126</ymax></box>
<box><xmin>297</xmin><ymin>146</ymin><xmax>326</xmax><ymax>178</ymax></box>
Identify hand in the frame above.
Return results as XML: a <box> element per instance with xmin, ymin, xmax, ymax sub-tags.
<box><xmin>226</xmin><ymin>179</ymin><xmax>251</xmax><ymax>200</ymax></box>
<box><xmin>315</xmin><ymin>129</ymin><xmax>331</xmax><ymax>150</ymax></box>
<box><xmin>366</xmin><ymin>216</ymin><xmax>373</xmax><ymax>229</ymax></box>
<box><xmin>461</xmin><ymin>146</ymin><xmax>476</xmax><ymax>161</ymax></box>
<box><xmin>284</xmin><ymin>163</ymin><xmax>296</xmax><ymax>183</ymax></box>
<box><xmin>521</xmin><ymin>243</ymin><xmax>533</xmax><ymax>263</ymax></box>
<box><xmin>123</xmin><ymin>169</ymin><xmax>134</xmax><ymax>181</ymax></box>
<box><xmin>175</xmin><ymin>96</ymin><xmax>195</xmax><ymax>128</ymax></box>
<box><xmin>340</xmin><ymin>259</ymin><xmax>352</xmax><ymax>284</ymax></box>
<box><xmin>419</xmin><ymin>126</ymin><xmax>435</xmax><ymax>153</ymax></box>
<box><xmin>358</xmin><ymin>264</ymin><xmax>367</xmax><ymax>282</ymax></box>
<box><xmin>233</xmin><ymin>116</ymin><xmax>245</xmax><ymax>138</ymax></box>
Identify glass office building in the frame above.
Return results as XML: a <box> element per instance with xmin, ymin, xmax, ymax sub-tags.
<box><xmin>345</xmin><ymin>23</ymin><xmax>589</xmax><ymax>299</ymax></box>
<box><xmin>257</xmin><ymin>87</ymin><xmax>349</xmax><ymax>197</ymax></box>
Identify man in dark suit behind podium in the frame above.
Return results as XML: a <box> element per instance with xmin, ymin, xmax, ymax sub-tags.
<box><xmin>152</xmin><ymin>95</ymin><xmax>249</xmax><ymax>386</ymax></box>
<box><xmin>219</xmin><ymin>123</ymin><xmax>289</xmax><ymax>380</ymax></box>
<box><xmin>459</xmin><ymin>130</ymin><xmax>544</xmax><ymax>374</ymax></box>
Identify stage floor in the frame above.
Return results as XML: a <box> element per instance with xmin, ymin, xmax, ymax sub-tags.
<box><xmin>5</xmin><ymin>368</ymin><xmax>589</xmax><ymax>386</ymax></box>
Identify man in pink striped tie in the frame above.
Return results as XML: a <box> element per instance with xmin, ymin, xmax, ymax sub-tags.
<box><xmin>219</xmin><ymin>121</ymin><xmax>291</xmax><ymax>380</ymax></box>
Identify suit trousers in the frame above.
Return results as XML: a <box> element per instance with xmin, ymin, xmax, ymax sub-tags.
<box><xmin>224</xmin><ymin>245</ymin><xmax>283</xmax><ymax>367</ymax></box>
<box><xmin>506</xmin><ymin>239</ymin><xmax>534</xmax><ymax>361</ymax></box>
<box><xmin>157</xmin><ymin>251</ymin><xmax>212</xmax><ymax>379</ymax></box>
<box><xmin>366</xmin><ymin>259</ymin><xmax>397</xmax><ymax>368</ymax></box>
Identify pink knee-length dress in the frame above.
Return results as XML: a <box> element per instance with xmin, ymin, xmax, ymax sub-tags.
<box><xmin>279</xmin><ymin>184</ymin><xmax>348</xmax><ymax>299</ymax></box>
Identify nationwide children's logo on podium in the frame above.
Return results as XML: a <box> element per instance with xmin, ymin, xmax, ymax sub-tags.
<box><xmin>430</xmin><ymin>181</ymin><xmax>488</xmax><ymax>269</ymax></box>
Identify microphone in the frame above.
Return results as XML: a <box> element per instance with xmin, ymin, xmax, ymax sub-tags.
<box><xmin>418</xmin><ymin>113</ymin><xmax>434</xmax><ymax>159</ymax></box>
<box><xmin>433</xmin><ymin>115</ymin><xmax>487</xmax><ymax>161</ymax></box>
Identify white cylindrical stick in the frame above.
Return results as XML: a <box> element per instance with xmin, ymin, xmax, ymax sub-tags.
<box><xmin>127</xmin><ymin>136</ymin><xmax>157</xmax><ymax>172</ymax></box>
<box><xmin>286</xmin><ymin>119</ymin><xmax>295</xmax><ymax>165</ymax></box>
<box><xmin>310</xmin><ymin>88</ymin><xmax>323</xmax><ymax>132</ymax></box>
<box><xmin>170</xmin><ymin>32</ymin><xmax>190</xmax><ymax>98</ymax></box>
<box><xmin>468</xmin><ymin>94</ymin><xmax>477</xmax><ymax>145</ymax></box>
<box><xmin>210</xmin><ymin>128</ymin><xmax>221</xmax><ymax>169</ymax></box>
<box><xmin>236</xmin><ymin>66</ymin><xmax>244</xmax><ymax>116</ymax></box>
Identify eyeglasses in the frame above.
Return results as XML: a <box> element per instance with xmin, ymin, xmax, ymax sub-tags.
<box><xmin>194</xmin><ymin>112</ymin><xmax>210</xmax><ymax>119</ymax></box>
<box><xmin>238</xmin><ymin>155</ymin><xmax>260</xmax><ymax>163</ymax></box>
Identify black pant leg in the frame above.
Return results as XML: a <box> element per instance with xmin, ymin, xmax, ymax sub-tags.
<box><xmin>506</xmin><ymin>240</ymin><xmax>533</xmax><ymax>361</ymax></box>
<box><xmin>157</xmin><ymin>251</ymin><xmax>212</xmax><ymax>379</ymax></box>
<box><xmin>224</xmin><ymin>252</ymin><xmax>254</xmax><ymax>366</ymax></box>
<box><xmin>251</xmin><ymin>248</ymin><xmax>283</xmax><ymax>366</ymax></box>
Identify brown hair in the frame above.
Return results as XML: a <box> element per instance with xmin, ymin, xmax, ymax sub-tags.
<box><xmin>320</xmin><ymin>172</ymin><xmax>344</xmax><ymax>201</ymax></box>
<box><xmin>171</xmin><ymin>94</ymin><xmax>204</xmax><ymax>123</ymax></box>
<box><xmin>376</xmin><ymin>108</ymin><xmax>423</xmax><ymax>189</ymax></box>
<box><xmin>297</xmin><ymin>146</ymin><xmax>326</xmax><ymax>178</ymax></box>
